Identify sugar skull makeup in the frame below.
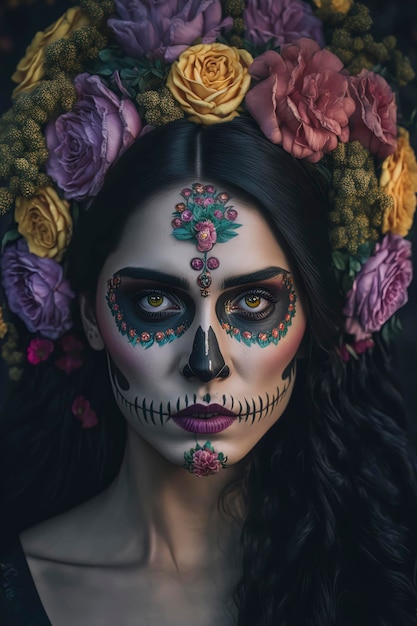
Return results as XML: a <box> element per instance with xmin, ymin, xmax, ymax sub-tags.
<box><xmin>89</xmin><ymin>184</ymin><xmax>307</xmax><ymax>475</ymax></box>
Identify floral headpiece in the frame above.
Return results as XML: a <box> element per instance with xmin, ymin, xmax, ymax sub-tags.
<box><xmin>0</xmin><ymin>0</ymin><xmax>416</xmax><ymax>384</ymax></box>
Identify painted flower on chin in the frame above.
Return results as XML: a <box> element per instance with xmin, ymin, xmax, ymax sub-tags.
<box><xmin>244</xmin><ymin>0</ymin><xmax>325</xmax><ymax>48</ymax></box>
<box><xmin>46</xmin><ymin>73</ymin><xmax>142</xmax><ymax>202</ymax></box>
<box><xmin>183</xmin><ymin>441</ymin><xmax>228</xmax><ymax>477</ymax></box>
<box><xmin>348</xmin><ymin>70</ymin><xmax>398</xmax><ymax>160</ymax></box>
<box><xmin>0</xmin><ymin>239</ymin><xmax>75</xmax><ymax>340</ymax></box>
<box><xmin>343</xmin><ymin>233</ymin><xmax>412</xmax><ymax>340</ymax></box>
<box><xmin>107</xmin><ymin>0</ymin><xmax>233</xmax><ymax>63</ymax></box>
<box><xmin>245</xmin><ymin>38</ymin><xmax>356</xmax><ymax>162</ymax></box>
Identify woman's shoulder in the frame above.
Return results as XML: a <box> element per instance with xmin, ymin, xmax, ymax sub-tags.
<box><xmin>20</xmin><ymin>483</ymin><xmax>144</xmax><ymax>568</ymax></box>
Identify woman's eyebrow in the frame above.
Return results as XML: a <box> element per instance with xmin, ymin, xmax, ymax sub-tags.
<box><xmin>221</xmin><ymin>266</ymin><xmax>290</xmax><ymax>289</ymax></box>
<box><xmin>116</xmin><ymin>267</ymin><xmax>190</xmax><ymax>290</ymax></box>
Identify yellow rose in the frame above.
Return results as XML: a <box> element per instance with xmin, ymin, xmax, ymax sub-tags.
<box><xmin>380</xmin><ymin>127</ymin><xmax>417</xmax><ymax>237</ymax></box>
<box><xmin>167</xmin><ymin>43</ymin><xmax>253</xmax><ymax>125</ymax></box>
<box><xmin>15</xmin><ymin>187</ymin><xmax>73</xmax><ymax>262</ymax></box>
<box><xmin>12</xmin><ymin>7</ymin><xmax>89</xmax><ymax>95</ymax></box>
<box><xmin>312</xmin><ymin>0</ymin><xmax>353</xmax><ymax>14</ymax></box>
<box><xmin>0</xmin><ymin>307</ymin><xmax>7</xmax><ymax>340</ymax></box>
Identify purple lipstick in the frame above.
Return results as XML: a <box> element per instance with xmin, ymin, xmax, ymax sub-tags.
<box><xmin>171</xmin><ymin>403</ymin><xmax>237</xmax><ymax>434</ymax></box>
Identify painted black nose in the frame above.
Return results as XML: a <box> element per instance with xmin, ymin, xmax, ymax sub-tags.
<box><xmin>183</xmin><ymin>326</ymin><xmax>230</xmax><ymax>382</ymax></box>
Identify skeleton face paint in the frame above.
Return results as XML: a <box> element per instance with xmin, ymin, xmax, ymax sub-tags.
<box><xmin>92</xmin><ymin>185</ymin><xmax>307</xmax><ymax>474</ymax></box>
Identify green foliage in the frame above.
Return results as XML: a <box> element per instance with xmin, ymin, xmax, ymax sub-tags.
<box><xmin>91</xmin><ymin>46</ymin><xmax>170</xmax><ymax>98</ymax></box>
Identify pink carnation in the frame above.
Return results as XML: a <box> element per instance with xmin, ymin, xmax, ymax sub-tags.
<box><xmin>27</xmin><ymin>338</ymin><xmax>54</xmax><ymax>365</ymax></box>
<box><xmin>246</xmin><ymin>38</ymin><xmax>356</xmax><ymax>163</ymax></box>
<box><xmin>192</xmin><ymin>448</ymin><xmax>221</xmax><ymax>477</ymax></box>
<box><xmin>348</xmin><ymin>70</ymin><xmax>397</xmax><ymax>160</ymax></box>
<box><xmin>343</xmin><ymin>234</ymin><xmax>412</xmax><ymax>341</ymax></box>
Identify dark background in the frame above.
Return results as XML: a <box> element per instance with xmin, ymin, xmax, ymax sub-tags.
<box><xmin>0</xmin><ymin>0</ymin><xmax>416</xmax><ymax>437</ymax></box>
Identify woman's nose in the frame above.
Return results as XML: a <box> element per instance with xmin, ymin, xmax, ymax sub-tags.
<box><xmin>182</xmin><ymin>325</ymin><xmax>230</xmax><ymax>382</ymax></box>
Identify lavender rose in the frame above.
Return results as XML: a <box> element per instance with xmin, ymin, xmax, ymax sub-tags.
<box><xmin>246</xmin><ymin>39</ymin><xmax>356</xmax><ymax>163</ymax></box>
<box><xmin>343</xmin><ymin>234</ymin><xmax>412</xmax><ymax>340</ymax></box>
<box><xmin>1</xmin><ymin>239</ymin><xmax>75</xmax><ymax>339</ymax></box>
<box><xmin>108</xmin><ymin>0</ymin><xmax>232</xmax><ymax>63</ymax></box>
<box><xmin>244</xmin><ymin>0</ymin><xmax>324</xmax><ymax>48</ymax></box>
<box><xmin>348</xmin><ymin>70</ymin><xmax>397</xmax><ymax>160</ymax></box>
<box><xmin>46</xmin><ymin>73</ymin><xmax>142</xmax><ymax>202</ymax></box>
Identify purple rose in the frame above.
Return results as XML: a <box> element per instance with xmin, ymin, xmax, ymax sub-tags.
<box><xmin>1</xmin><ymin>239</ymin><xmax>75</xmax><ymax>339</ymax></box>
<box><xmin>343</xmin><ymin>234</ymin><xmax>412</xmax><ymax>340</ymax></box>
<box><xmin>46</xmin><ymin>73</ymin><xmax>142</xmax><ymax>202</ymax></box>
<box><xmin>244</xmin><ymin>0</ymin><xmax>324</xmax><ymax>48</ymax></box>
<box><xmin>108</xmin><ymin>0</ymin><xmax>233</xmax><ymax>63</ymax></box>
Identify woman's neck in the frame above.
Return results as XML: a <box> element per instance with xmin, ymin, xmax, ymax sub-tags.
<box><xmin>102</xmin><ymin>424</ymin><xmax>244</xmax><ymax>574</ymax></box>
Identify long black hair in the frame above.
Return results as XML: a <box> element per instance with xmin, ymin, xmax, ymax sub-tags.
<box><xmin>1</xmin><ymin>116</ymin><xmax>417</xmax><ymax>625</ymax></box>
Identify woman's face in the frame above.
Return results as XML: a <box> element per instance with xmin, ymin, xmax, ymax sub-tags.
<box><xmin>91</xmin><ymin>183</ymin><xmax>307</xmax><ymax>475</ymax></box>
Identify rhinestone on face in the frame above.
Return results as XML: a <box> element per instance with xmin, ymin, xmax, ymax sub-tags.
<box><xmin>197</xmin><ymin>272</ymin><xmax>212</xmax><ymax>289</ymax></box>
<box><xmin>207</xmin><ymin>256</ymin><xmax>220</xmax><ymax>270</ymax></box>
<box><xmin>191</xmin><ymin>257</ymin><xmax>204</xmax><ymax>271</ymax></box>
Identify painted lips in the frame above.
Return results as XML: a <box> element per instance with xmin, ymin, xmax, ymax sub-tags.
<box><xmin>171</xmin><ymin>403</ymin><xmax>237</xmax><ymax>434</ymax></box>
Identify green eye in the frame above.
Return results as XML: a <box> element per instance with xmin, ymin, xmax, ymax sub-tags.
<box><xmin>148</xmin><ymin>294</ymin><xmax>164</xmax><ymax>307</ymax></box>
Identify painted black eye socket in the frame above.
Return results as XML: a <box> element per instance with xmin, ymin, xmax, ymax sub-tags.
<box><xmin>132</xmin><ymin>289</ymin><xmax>183</xmax><ymax>319</ymax></box>
<box><xmin>225</xmin><ymin>288</ymin><xmax>279</xmax><ymax>321</ymax></box>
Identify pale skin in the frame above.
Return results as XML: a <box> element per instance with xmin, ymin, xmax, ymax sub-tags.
<box><xmin>20</xmin><ymin>184</ymin><xmax>307</xmax><ymax>625</ymax></box>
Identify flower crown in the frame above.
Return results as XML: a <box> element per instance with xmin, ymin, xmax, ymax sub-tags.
<box><xmin>0</xmin><ymin>0</ymin><xmax>416</xmax><ymax>384</ymax></box>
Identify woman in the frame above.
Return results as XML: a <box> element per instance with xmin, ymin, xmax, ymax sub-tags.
<box><xmin>1</xmin><ymin>1</ymin><xmax>417</xmax><ymax>624</ymax></box>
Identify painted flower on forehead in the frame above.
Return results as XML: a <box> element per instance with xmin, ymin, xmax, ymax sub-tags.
<box><xmin>348</xmin><ymin>70</ymin><xmax>397</xmax><ymax>160</ymax></box>
<box><xmin>246</xmin><ymin>38</ymin><xmax>356</xmax><ymax>162</ymax></box>
<box><xmin>1</xmin><ymin>239</ymin><xmax>75</xmax><ymax>340</ymax></box>
<box><xmin>195</xmin><ymin>220</ymin><xmax>217</xmax><ymax>252</ymax></box>
<box><xmin>343</xmin><ymin>233</ymin><xmax>412</xmax><ymax>341</ymax></box>
<box><xmin>171</xmin><ymin>183</ymin><xmax>241</xmax><ymax>295</ymax></box>
<box><xmin>171</xmin><ymin>183</ymin><xmax>241</xmax><ymax>249</ymax></box>
<box><xmin>244</xmin><ymin>0</ymin><xmax>325</xmax><ymax>49</ymax></box>
<box><xmin>46</xmin><ymin>73</ymin><xmax>142</xmax><ymax>202</ymax></box>
<box><xmin>107</xmin><ymin>0</ymin><xmax>232</xmax><ymax>63</ymax></box>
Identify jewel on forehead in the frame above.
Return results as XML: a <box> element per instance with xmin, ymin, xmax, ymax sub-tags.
<box><xmin>171</xmin><ymin>183</ymin><xmax>242</xmax><ymax>296</ymax></box>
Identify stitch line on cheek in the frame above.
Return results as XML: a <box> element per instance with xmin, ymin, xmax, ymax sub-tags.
<box><xmin>171</xmin><ymin>183</ymin><xmax>241</xmax><ymax>297</ymax></box>
<box><xmin>106</xmin><ymin>274</ymin><xmax>188</xmax><ymax>347</ymax></box>
<box><xmin>220</xmin><ymin>274</ymin><xmax>297</xmax><ymax>347</ymax></box>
